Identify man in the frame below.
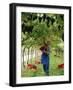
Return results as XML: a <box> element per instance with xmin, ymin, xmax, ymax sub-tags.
<box><xmin>40</xmin><ymin>42</ymin><xmax>50</xmax><ymax>75</ymax></box>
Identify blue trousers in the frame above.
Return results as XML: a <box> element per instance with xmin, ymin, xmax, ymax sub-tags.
<box><xmin>43</xmin><ymin>64</ymin><xmax>49</xmax><ymax>75</ymax></box>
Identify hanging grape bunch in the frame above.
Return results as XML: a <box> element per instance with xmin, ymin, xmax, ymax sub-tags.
<box><xmin>21</xmin><ymin>13</ymin><xmax>64</xmax><ymax>48</ymax></box>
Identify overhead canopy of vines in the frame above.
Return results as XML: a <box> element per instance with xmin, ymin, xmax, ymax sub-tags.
<box><xmin>21</xmin><ymin>13</ymin><xmax>64</xmax><ymax>49</ymax></box>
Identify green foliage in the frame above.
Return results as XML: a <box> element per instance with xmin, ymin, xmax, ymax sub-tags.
<box><xmin>21</xmin><ymin>13</ymin><xmax>64</xmax><ymax>49</ymax></box>
<box><xmin>31</xmin><ymin>22</ymin><xmax>50</xmax><ymax>45</ymax></box>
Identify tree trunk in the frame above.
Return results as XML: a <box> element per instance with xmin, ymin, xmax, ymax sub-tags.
<box><xmin>31</xmin><ymin>48</ymin><xmax>33</xmax><ymax>63</ymax></box>
<box><xmin>27</xmin><ymin>48</ymin><xmax>30</xmax><ymax>64</ymax></box>
<box><xmin>35</xmin><ymin>49</ymin><xmax>37</xmax><ymax>60</ymax></box>
<box><xmin>22</xmin><ymin>48</ymin><xmax>25</xmax><ymax>68</ymax></box>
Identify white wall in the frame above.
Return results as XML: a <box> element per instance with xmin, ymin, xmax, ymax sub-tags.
<box><xmin>0</xmin><ymin>0</ymin><xmax>72</xmax><ymax>89</ymax></box>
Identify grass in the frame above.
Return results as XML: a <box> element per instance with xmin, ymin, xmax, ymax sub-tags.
<box><xmin>21</xmin><ymin>50</ymin><xmax>64</xmax><ymax>77</ymax></box>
